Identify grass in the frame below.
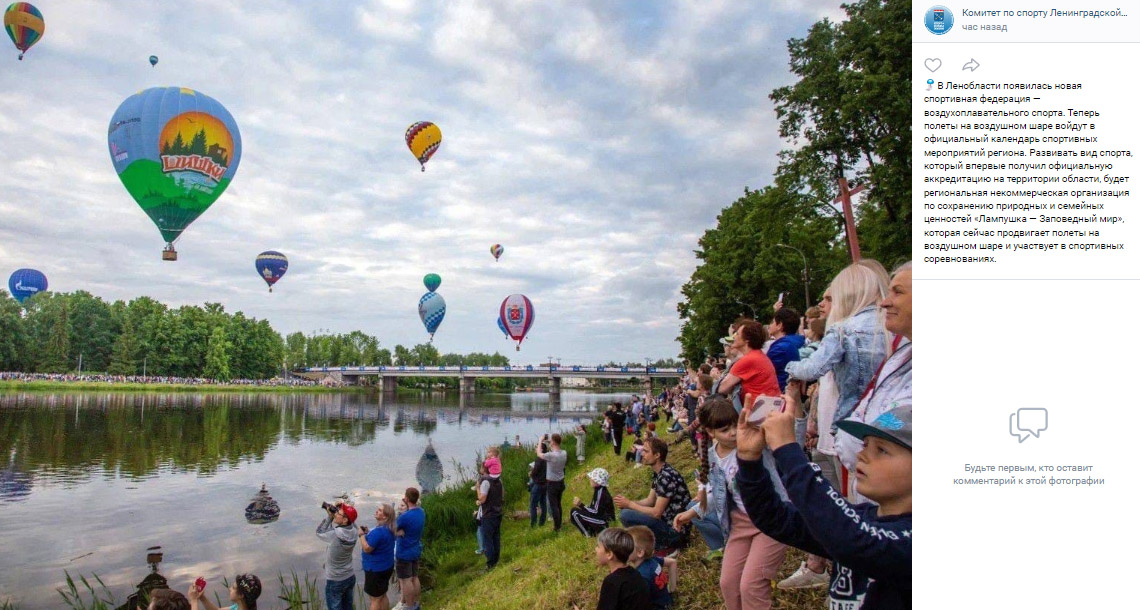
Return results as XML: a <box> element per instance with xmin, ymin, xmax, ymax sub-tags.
<box><xmin>0</xmin><ymin>381</ymin><xmax>369</xmax><ymax>393</ymax></box>
<box><xmin>57</xmin><ymin>571</ymin><xmax>116</xmax><ymax>610</ymax></box>
<box><xmin>417</xmin><ymin>422</ymin><xmax>830</xmax><ymax>610</ymax></box>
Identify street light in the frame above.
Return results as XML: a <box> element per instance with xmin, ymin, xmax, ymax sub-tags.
<box><xmin>776</xmin><ymin>243</ymin><xmax>811</xmax><ymax>310</ymax></box>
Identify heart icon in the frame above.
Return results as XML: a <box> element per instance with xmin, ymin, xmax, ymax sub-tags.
<box><xmin>924</xmin><ymin>58</ymin><xmax>942</xmax><ymax>72</ymax></box>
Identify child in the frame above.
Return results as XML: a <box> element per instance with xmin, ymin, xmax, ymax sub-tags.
<box><xmin>736</xmin><ymin>402</ymin><xmax>912</xmax><ymax>609</ymax></box>
<box><xmin>569</xmin><ymin>468</ymin><xmax>615</xmax><ymax>537</ymax></box>
<box><xmin>484</xmin><ymin>446</ymin><xmax>502</xmax><ymax>478</ymax></box>
<box><xmin>798</xmin><ymin>317</ymin><xmax>825</xmax><ymax>360</ymax></box>
<box><xmin>627</xmin><ymin>526</ymin><xmax>677</xmax><ymax>609</ymax></box>
<box><xmin>624</xmin><ymin>435</ymin><xmax>644</xmax><ymax>463</ymax></box>
<box><xmin>579</xmin><ymin>527</ymin><xmax>651</xmax><ymax>610</ymax></box>
<box><xmin>186</xmin><ymin>574</ymin><xmax>261</xmax><ymax>610</ymax></box>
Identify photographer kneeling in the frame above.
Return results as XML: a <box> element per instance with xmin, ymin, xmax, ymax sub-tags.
<box><xmin>317</xmin><ymin>500</ymin><xmax>359</xmax><ymax>610</ymax></box>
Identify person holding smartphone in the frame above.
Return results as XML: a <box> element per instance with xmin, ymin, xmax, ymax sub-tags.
<box><xmin>716</xmin><ymin>321</ymin><xmax>780</xmax><ymax>402</ymax></box>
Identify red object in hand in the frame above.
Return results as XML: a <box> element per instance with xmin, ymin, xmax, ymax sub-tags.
<box><xmin>195</xmin><ymin>577</ymin><xmax>206</xmax><ymax>592</ymax></box>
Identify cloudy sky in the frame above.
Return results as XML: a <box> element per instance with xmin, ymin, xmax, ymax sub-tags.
<box><xmin>0</xmin><ymin>0</ymin><xmax>844</xmax><ymax>364</ymax></box>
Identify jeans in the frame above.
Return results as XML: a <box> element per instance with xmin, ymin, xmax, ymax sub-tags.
<box><xmin>619</xmin><ymin>508</ymin><xmax>680</xmax><ymax>550</ymax></box>
<box><xmin>325</xmin><ymin>575</ymin><xmax>356</xmax><ymax>610</ymax></box>
<box><xmin>547</xmin><ymin>480</ymin><xmax>566</xmax><ymax>530</ymax></box>
<box><xmin>529</xmin><ymin>483</ymin><xmax>548</xmax><ymax>526</ymax></box>
<box><xmin>481</xmin><ymin>514</ymin><xmax>502</xmax><ymax>567</ymax></box>
<box><xmin>685</xmin><ymin>499</ymin><xmax>725</xmax><ymax>551</ymax></box>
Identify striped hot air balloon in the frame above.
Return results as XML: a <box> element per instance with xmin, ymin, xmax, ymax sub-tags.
<box><xmin>405</xmin><ymin>121</ymin><xmax>442</xmax><ymax>171</ymax></box>
<box><xmin>490</xmin><ymin>244</ymin><xmax>504</xmax><ymax>261</ymax></box>
<box><xmin>499</xmin><ymin>294</ymin><xmax>534</xmax><ymax>351</ymax></box>
<box><xmin>4</xmin><ymin>3</ymin><xmax>43</xmax><ymax>60</ymax></box>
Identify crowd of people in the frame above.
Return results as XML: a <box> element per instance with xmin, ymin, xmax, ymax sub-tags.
<box><xmin>0</xmin><ymin>371</ymin><xmax>318</xmax><ymax>387</ymax></box>
<box><xmin>131</xmin><ymin>258</ymin><xmax>912</xmax><ymax>610</ymax></box>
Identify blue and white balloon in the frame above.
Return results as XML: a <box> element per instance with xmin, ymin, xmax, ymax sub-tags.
<box><xmin>8</xmin><ymin>268</ymin><xmax>47</xmax><ymax>303</ymax></box>
<box><xmin>418</xmin><ymin>291</ymin><xmax>446</xmax><ymax>341</ymax></box>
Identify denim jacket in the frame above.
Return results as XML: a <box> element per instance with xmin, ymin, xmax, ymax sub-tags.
<box><xmin>785</xmin><ymin>305</ymin><xmax>889</xmax><ymax>430</ymax></box>
<box><xmin>696</xmin><ymin>442</ymin><xmax>788</xmax><ymax>537</ymax></box>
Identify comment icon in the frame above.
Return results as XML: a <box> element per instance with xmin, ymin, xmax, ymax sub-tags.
<box><xmin>1009</xmin><ymin>408</ymin><xmax>1048</xmax><ymax>443</ymax></box>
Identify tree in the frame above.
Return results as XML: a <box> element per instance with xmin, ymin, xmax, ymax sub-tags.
<box><xmin>109</xmin><ymin>317</ymin><xmax>140</xmax><ymax>375</ymax></box>
<box><xmin>285</xmin><ymin>332</ymin><xmax>307</xmax><ymax>370</ymax></box>
<box><xmin>204</xmin><ymin>326</ymin><xmax>231</xmax><ymax>382</ymax></box>
<box><xmin>376</xmin><ymin>348</ymin><xmax>393</xmax><ymax>366</ymax></box>
<box><xmin>37</xmin><ymin>296</ymin><xmax>71</xmax><ymax>373</ymax></box>
<box><xmin>0</xmin><ymin>293</ymin><xmax>27</xmax><ymax>370</ymax></box>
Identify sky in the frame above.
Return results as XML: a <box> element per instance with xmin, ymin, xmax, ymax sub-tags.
<box><xmin>0</xmin><ymin>0</ymin><xmax>847</xmax><ymax>364</ymax></box>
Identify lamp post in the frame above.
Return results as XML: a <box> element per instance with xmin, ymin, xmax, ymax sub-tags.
<box><xmin>776</xmin><ymin>243</ymin><xmax>811</xmax><ymax>310</ymax></box>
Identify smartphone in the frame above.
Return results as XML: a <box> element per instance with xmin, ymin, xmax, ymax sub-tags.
<box><xmin>194</xmin><ymin>577</ymin><xmax>206</xmax><ymax>592</ymax></box>
<box><xmin>777</xmin><ymin>292</ymin><xmax>785</xmax><ymax>303</ymax></box>
<box><xmin>746</xmin><ymin>395</ymin><xmax>785</xmax><ymax>424</ymax></box>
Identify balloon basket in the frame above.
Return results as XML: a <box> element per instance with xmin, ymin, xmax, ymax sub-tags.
<box><xmin>515</xmin><ymin>346</ymin><xmax>520</xmax><ymax>351</ymax></box>
<box><xmin>162</xmin><ymin>249</ymin><xmax>178</xmax><ymax>261</ymax></box>
<box><xmin>268</xmin><ymin>287</ymin><xmax>273</xmax><ymax>293</ymax></box>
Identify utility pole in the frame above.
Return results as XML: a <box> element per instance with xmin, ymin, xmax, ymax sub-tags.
<box><xmin>143</xmin><ymin>356</ymin><xmax>147</xmax><ymax>378</ymax></box>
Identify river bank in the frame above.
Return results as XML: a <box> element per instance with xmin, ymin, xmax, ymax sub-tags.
<box><xmin>0</xmin><ymin>380</ymin><xmax>369</xmax><ymax>393</ymax></box>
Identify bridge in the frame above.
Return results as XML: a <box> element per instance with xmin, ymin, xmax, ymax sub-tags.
<box><xmin>297</xmin><ymin>364</ymin><xmax>686</xmax><ymax>397</ymax></box>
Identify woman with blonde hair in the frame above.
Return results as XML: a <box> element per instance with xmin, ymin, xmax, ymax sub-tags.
<box><xmin>360</xmin><ymin>503</ymin><xmax>398</xmax><ymax>610</ymax></box>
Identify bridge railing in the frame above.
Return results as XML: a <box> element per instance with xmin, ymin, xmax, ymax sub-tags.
<box><xmin>301</xmin><ymin>365</ymin><xmax>686</xmax><ymax>374</ymax></box>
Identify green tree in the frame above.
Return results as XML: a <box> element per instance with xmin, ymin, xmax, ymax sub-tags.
<box><xmin>0</xmin><ymin>293</ymin><xmax>27</xmax><ymax>370</ymax></box>
<box><xmin>40</xmin><ymin>297</ymin><xmax>71</xmax><ymax>372</ymax></box>
<box><xmin>189</xmin><ymin>129</ymin><xmax>208</xmax><ymax>155</ymax></box>
<box><xmin>285</xmin><ymin>332</ymin><xmax>307</xmax><ymax>369</ymax></box>
<box><xmin>376</xmin><ymin>348</ymin><xmax>393</xmax><ymax>366</ymax></box>
<box><xmin>204</xmin><ymin>326</ymin><xmax>231</xmax><ymax>382</ymax></box>
<box><xmin>108</xmin><ymin>316</ymin><xmax>140</xmax><ymax>375</ymax></box>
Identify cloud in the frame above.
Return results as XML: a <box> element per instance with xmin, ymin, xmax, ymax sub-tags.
<box><xmin>0</xmin><ymin>0</ymin><xmax>841</xmax><ymax>361</ymax></box>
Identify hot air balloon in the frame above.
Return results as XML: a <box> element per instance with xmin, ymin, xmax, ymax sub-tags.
<box><xmin>418</xmin><ymin>291</ymin><xmax>446</xmax><ymax>342</ymax></box>
<box><xmin>4</xmin><ymin>3</ymin><xmax>43</xmax><ymax>60</ymax></box>
<box><xmin>491</xmin><ymin>244</ymin><xmax>504</xmax><ymax>261</ymax></box>
<box><xmin>496</xmin><ymin>316</ymin><xmax>508</xmax><ymax>339</ymax></box>
<box><xmin>108</xmin><ymin>87</ymin><xmax>242</xmax><ymax>261</ymax></box>
<box><xmin>423</xmin><ymin>273</ymin><xmax>441</xmax><ymax>293</ymax></box>
<box><xmin>499</xmin><ymin>294</ymin><xmax>534</xmax><ymax>351</ymax></box>
<box><xmin>149</xmin><ymin>55</ymin><xmax>158</xmax><ymax>67</ymax></box>
<box><xmin>7</xmin><ymin>268</ymin><xmax>46</xmax><ymax>303</ymax></box>
<box><xmin>405</xmin><ymin>121</ymin><xmax>441</xmax><ymax>171</ymax></box>
<box><xmin>255</xmin><ymin>251</ymin><xmax>288</xmax><ymax>292</ymax></box>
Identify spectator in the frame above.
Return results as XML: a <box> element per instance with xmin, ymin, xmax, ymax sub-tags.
<box><xmin>785</xmin><ymin>261</ymin><xmax>890</xmax><ymax>433</ymax></box>
<box><xmin>798</xmin><ymin>318</ymin><xmax>826</xmax><ymax>360</ymax></box>
<box><xmin>573</xmin><ymin>527</ymin><xmax>650</xmax><ymax>610</ymax></box>
<box><xmin>150</xmin><ymin>589</ymin><xmax>190</xmax><ymax>610</ymax></box>
<box><xmin>609</xmin><ymin>403</ymin><xmax>627</xmax><ymax>456</ymax></box>
<box><xmin>360</xmin><ymin>504</ymin><xmax>397</xmax><ymax>610</ymax></box>
<box><xmin>529</xmin><ymin>442</ymin><xmax>549</xmax><ymax>527</ymax></box>
<box><xmin>473</xmin><ymin>462</ymin><xmax>487</xmax><ymax>553</ymax></box>
<box><xmin>570</xmin><ymin>468</ymin><xmax>615</xmax><ymax>536</ymax></box>
<box><xmin>575</xmin><ymin>424</ymin><xmax>588</xmax><ymax>464</ymax></box>
<box><xmin>736</xmin><ymin>404</ymin><xmax>912</xmax><ymax>609</ymax></box>
<box><xmin>316</xmin><ymin>501</ymin><xmax>358</xmax><ymax>610</ymax></box>
<box><xmin>616</xmin><ymin>438</ymin><xmax>692</xmax><ymax>553</ymax></box>
<box><xmin>625</xmin><ymin>435</ymin><xmax>645</xmax><ymax>464</ymax></box>
<box><xmin>717</xmin><ymin>322</ymin><xmax>780</xmax><ymax>406</ymax></box>
<box><xmin>188</xmin><ymin>574</ymin><xmax>261</xmax><ymax>610</ymax></box>
<box><xmin>537</xmin><ymin>433</ymin><xmax>568</xmax><ymax>532</ymax></box>
<box><xmin>395</xmin><ymin>488</ymin><xmax>425</xmax><ymax>610</ymax></box>
<box><xmin>627</xmin><ymin>526</ymin><xmax>677</xmax><ymax>609</ymax></box>
<box><xmin>478</xmin><ymin>450</ymin><xmax>505</xmax><ymax>570</ymax></box>
<box><xmin>766</xmin><ymin>308</ymin><xmax>805</xmax><ymax>392</ymax></box>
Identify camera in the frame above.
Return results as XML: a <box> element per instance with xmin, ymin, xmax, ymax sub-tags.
<box><xmin>359</xmin><ymin>525</ymin><xmax>369</xmax><ymax>534</ymax></box>
<box><xmin>321</xmin><ymin>501</ymin><xmax>338</xmax><ymax>513</ymax></box>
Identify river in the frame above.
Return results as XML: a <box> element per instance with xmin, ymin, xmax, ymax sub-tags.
<box><xmin>0</xmin><ymin>390</ymin><xmax>621</xmax><ymax>608</ymax></box>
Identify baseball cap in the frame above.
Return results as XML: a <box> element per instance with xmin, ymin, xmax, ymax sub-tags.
<box><xmin>338</xmin><ymin>504</ymin><xmax>358</xmax><ymax>524</ymax></box>
<box><xmin>836</xmin><ymin>405</ymin><xmax>911</xmax><ymax>450</ymax></box>
<box><xmin>587</xmin><ymin>468</ymin><xmax>610</xmax><ymax>487</ymax></box>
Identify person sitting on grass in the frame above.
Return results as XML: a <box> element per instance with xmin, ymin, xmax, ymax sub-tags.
<box><xmin>570</xmin><ymin>468</ymin><xmax>615</xmax><ymax>536</ymax></box>
<box><xmin>188</xmin><ymin>574</ymin><xmax>262</xmax><ymax>610</ymax></box>
<box><xmin>627</xmin><ymin>526</ymin><xmax>677</xmax><ymax>609</ymax></box>
<box><xmin>360</xmin><ymin>504</ymin><xmax>397</xmax><ymax>610</ymax></box>
<box><xmin>615</xmin><ymin>437</ymin><xmax>692</xmax><ymax>554</ymax></box>
<box><xmin>735</xmin><ymin>401</ymin><xmax>912</xmax><ymax>609</ymax></box>
<box><xmin>572</xmin><ymin>527</ymin><xmax>651</xmax><ymax>610</ymax></box>
<box><xmin>625</xmin><ymin>435</ymin><xmax>644</xmax><ymax>464</ymax></box>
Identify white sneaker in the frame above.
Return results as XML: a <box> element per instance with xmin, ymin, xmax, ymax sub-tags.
<box><xmin>777</xmin><ymin>561</ymin><xmax>829</xmax><ymax>589</ymax></box>
<box><xmin>393</xmin><ymin>603</ymin><xmax>408</xmax><ymax>610</ymax></box>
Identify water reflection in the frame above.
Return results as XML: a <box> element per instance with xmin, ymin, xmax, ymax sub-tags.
<box><xmin>415</xmin><ymin>439</ymin><xmax>444</xmax><ymax>494</ymax></box>
<box><xmin>244</xmin><ymin>484</ymin><xmax>281</xmax><ymax>524</ymax></box>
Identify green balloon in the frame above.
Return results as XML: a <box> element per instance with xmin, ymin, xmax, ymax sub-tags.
<box><xmin>423</xmin><ymin>273</ymin><xmax>441</xmax><ymax>292</ymax></box>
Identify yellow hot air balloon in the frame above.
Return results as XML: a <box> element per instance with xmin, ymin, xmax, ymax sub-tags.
<box><xmin>405</xmin><ymin>121</ymin><xmax>442</xmax><ymax>171</ymax></box>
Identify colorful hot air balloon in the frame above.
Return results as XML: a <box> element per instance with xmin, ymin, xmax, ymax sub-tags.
<box><xmin>108</xmin><ymin>87</ymin><xmax>242</xmax><ymax>261</ymax></box>
<box><xmin>255</xmin><ymin>251</ymin><xmax>288</xmax><ymax>292</ymax></box>
<box><xmin>149</xmin><ymin>55</ymin><xmax>158</xmax><ymax>67</ymax></box>
<box><xmin>491</xmin><ymin>244</ymin><xmax>504</xmax><ymax>261</ymax></box>
<box><xmin>4</xmin><ymin>3</ymin><xmax>43</xmax><ymax>60</ymax></box>
<box><xmin>423</xmin><ymin>273</ymin><xmax>441</xmax><ymax>293</ymax></box>
<box><xmin>418</xmin><ymin>292</ymin><xmax>446</xmax><ymax>342</ymax></box>
<box><xmin>499</xmin><ymin>294</ymin><xmax>534</xmax><ymax>351</ymax></box>
<box><xmin>405</xmin><ymin>121</ymin><xmax>441</xmax><ymax>171</ymax></box>
<box><xmin>496</xmin><ymin>316</ymin><xmax>508</xmax><ymax>339</ymax></box>
<box><xmin>7</xmin><ymin>268</ymin><xmax>46</xmax><ymax>303</ymax></box>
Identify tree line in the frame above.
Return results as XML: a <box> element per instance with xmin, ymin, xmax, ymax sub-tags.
<box><xmin>677</xmin><ymin>0</ymin><xmax>910</xmax><ymax>362</ymax></box>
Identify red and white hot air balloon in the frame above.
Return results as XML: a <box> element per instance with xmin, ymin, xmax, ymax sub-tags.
<box><xmin>498</xmin><ymin>294</ymin><xmax>534</xmax><ymax>351</ymax></box>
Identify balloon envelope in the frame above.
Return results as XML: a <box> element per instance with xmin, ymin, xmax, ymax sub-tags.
<box><xmin>491</xmin><ymin>244</ymin><xmax>503</xmax><ymax>261</ymax></box>
<box><xmin>423</xmin><ymin>273</ymin><xmax>441</xmax><ymax>293</ymax></box>
<box><xmin>8</xmin><ymin>268</ymin><xmax>46</xmax><ymax>303</ymax></box>
<box><xmin>418</xmin><ymin>292</ymin><xmax>446</xmax><ymax>339</ymax></box>
<box><xmin>405</xmin><ymin>121</ymin><xmax>441</xmax><ymax>170</ymax></box>
<box><xmin>108</xmin><ymin>87</ymin><xmax>242</xmax><ymax>254</ymax></box>
<box><xmin>499</xmin><ymin>294</ymin><xmax>534</xmax><ymax>349</ymax></box>
<box><xmin>255</xmin><ymin>251</ymin><xmax>288</xmax><ymax>291</ymax></box>
<box><xmin>149</xmin><ymin>55</ymin><xmax>158</xmax><ymax>66</ymax></box>
<box><xmin>4</xmin><ymin>3</ymin><xmax>44</xmax><ymax>60</ymax></box>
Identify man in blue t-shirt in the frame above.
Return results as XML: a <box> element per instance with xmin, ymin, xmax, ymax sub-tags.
<box><xmin>766</xmin><ymin>307</ymin><xmax>805</xmax><ymax>392</ymax></box>
<box><xmin>395</xmin><ymin>487</ymin><xmax>426</xmax><ymax>610</ymax></box>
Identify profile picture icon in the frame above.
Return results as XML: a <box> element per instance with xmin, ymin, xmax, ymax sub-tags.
<box><xmin>925</xmin><ymin>6</ymin><xmax>954</xmax><ymax>35</ymax></box>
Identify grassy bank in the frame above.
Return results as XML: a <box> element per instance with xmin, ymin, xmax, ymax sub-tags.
<box><xmin>0</xmin><ymin>381</ymin><xmax>370</xmax><ymax>393</ymax></box>
<box><xmin>419</xmin><ymin>423</ymin><xmax>829</xmax><ymax>610</ymax></box>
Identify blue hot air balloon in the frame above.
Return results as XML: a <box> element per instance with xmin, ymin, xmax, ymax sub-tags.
<box><xmin>7</xmin><ymin>268</ymin><xmax>47</xmax><ymax>303</ymax></box>
<box><xmin>418</xmin><ymin>292</ymin><xmax>446</xmax><ymax>342</ymax></box>
<box><xmin>497</xmin><ymin>316</ymin><xmax>508</xmax><ymax>339</ymax></box>
<box><xmin>149</xmin><ymin>55</ymin><xmax>158</xmax><ymax>67</ymax></box>
<box><xmin>255</xmin><ymin>251</ymin><xmax>288</xmax><ymax>292</ymax></box>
